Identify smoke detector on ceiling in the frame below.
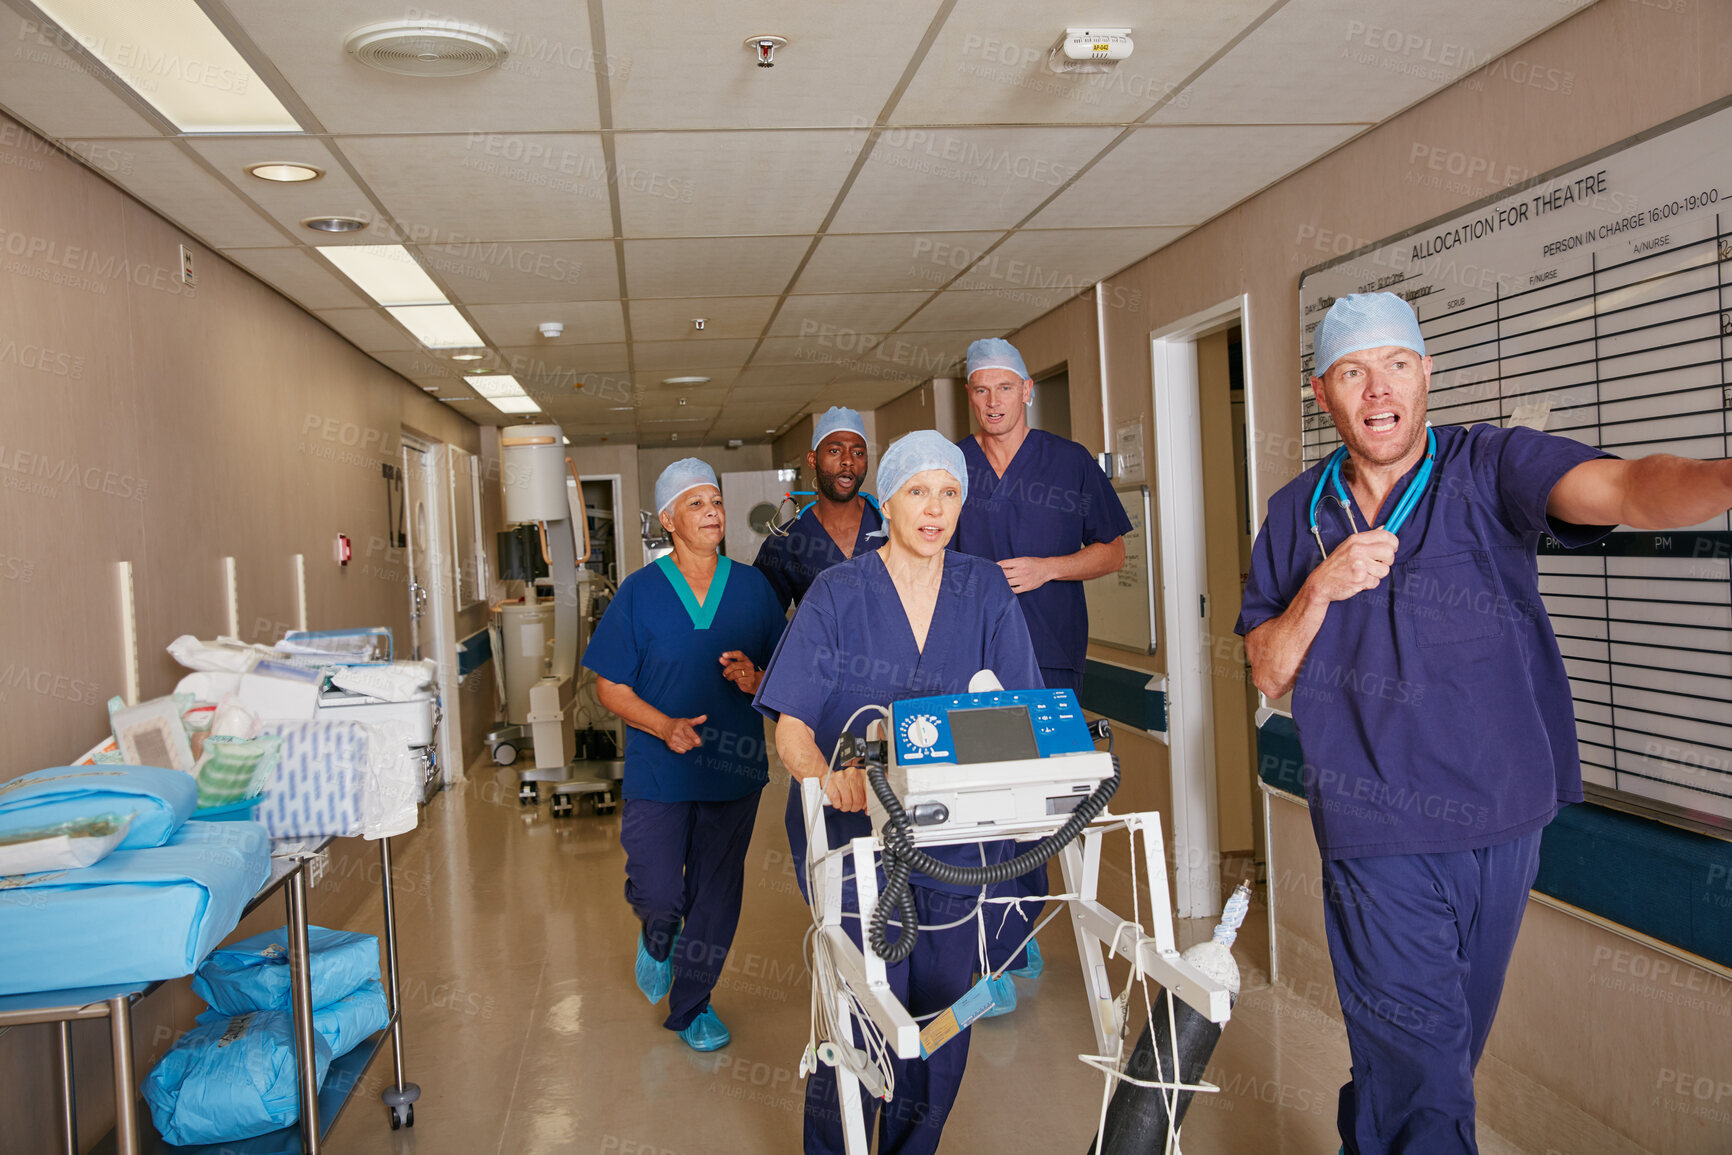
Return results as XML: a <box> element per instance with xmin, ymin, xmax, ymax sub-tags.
<box><xmin>346</xmin><ymin>21</ymin><xmax>508</xmax><ymax>77</ymax></box>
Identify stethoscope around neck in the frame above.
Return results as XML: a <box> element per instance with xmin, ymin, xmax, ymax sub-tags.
<box><xmin>1307</xmin><ymin>424</ymin><xmax>1437</xmax><ymax>559</ymax></box>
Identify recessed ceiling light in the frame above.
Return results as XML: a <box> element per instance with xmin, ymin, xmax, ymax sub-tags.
<box><xmin>449</xmin><ymin>352</ymin><xmax>485</xmax><ymax>361</ymax></box>
<box><xmin>662</xmin><ymin>376</ymin><xmax>711</xmax><ymax>386</ymax></box>
<box><xmin>318</xmin><ymin>245</ymin><xmax>445</xmax><ymax>304</ymax></box>
<box><xmin>247</xmin><ymin>162</ymin><xmax>323</xmax><ymax>183</ymax></box>
<box><xmin>303</xmin><ymin>216</ymin><xmax>368</xmax><ymax>233</ymax></box>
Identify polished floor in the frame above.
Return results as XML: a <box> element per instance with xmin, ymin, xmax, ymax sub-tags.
<box><xmin>325</xmin><ymin>761</ymin><xmax>1544</xmax><ymax>1155</ymax></box>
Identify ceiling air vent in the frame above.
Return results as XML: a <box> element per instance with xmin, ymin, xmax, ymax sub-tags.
<box><xmin>345</xmin><ymin>21</ymin><xmax>508</xmax><ymax>77</ymax></box>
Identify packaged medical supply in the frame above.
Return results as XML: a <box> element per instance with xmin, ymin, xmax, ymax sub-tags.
<box><xmin>0</xmin><ymin>765</ymin><xmax>197</xmax><ymax>851</ymax></box>
<box><xmin>238</xmin><ymin>666</ymin><xmax>323</xmax><ymax>722</ymax></box>
<box><xmin>0</xmin><ymin>819</ymin><xmax>269</xmax><ymax>994</ymax></box>
<box><xmin>167</xmin><ymin>634</ymin><xmax>267</xmax><ymax>675</ymax></box>
<box><xmin>0</xmin><ymin>812</ymin><xmax>133</xmax><ymax>875</ymax></box>
<box><xmin>328</xmin><ymin>659</ymin><xmax>435</xmax><ymax>703</ymax></box>
<box><xmin>276</xmin><ymin>626</ymin><xmax>392</xmax><ymax>664</ymax></box>
<box><xmin>194</xmin><ymin>734</ymin><xmax>282</xmax><ymax>810</ymax></box>
<box><xmin>254</xmin><ymin>721</ymin><xmax>369</xmax><ymax>837</ymax></box>
<box><xmin>142</xmin><ymin>1009</ymin><xmax>332</xmax><ymax>1145</ymax></box>
<box><xmin>108</xmin><ymin>695</ymin><xmax>197</xmax><ymax>774</ymax></box>
<box><xmin>192</xmin><ymin>925</ymin><xmax>382</xmax><ymax>1015</ymax></box>
<box><xmin>196</xmin><ymin>977</ymin><xmax>390</xmax><ymax>1061</ymax></box>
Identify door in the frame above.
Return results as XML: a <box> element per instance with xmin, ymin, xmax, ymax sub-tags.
<box><xmin>402</xmin><ymin>436</ymin><xmax>461</xmax><ymax>784</ymax></box>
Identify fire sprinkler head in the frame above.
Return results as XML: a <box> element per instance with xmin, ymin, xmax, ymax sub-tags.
<box><xmin>746</xmin><ymin>35</ymin><xmax>787</xmax><ymax>68</ymax></box>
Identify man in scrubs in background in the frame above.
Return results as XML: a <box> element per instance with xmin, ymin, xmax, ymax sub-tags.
<box><xmin>754</xmin><ymin>406</ymin><xmax>883</xmax><ymax>612</ymax></box>
<box><xmin>1237</xmin><ymin>291</ymin><xmax>1732</xmax><ymax>1154</ymax></box>
<box><xmin>952</xmin><ymin>336</ymin><xmax>1134</xmax><ymax>1006</ymax></box>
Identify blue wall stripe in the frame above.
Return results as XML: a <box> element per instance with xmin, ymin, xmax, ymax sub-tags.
<box><xmin>457</xmin><ymin>628</ymin><xmax>492</xmax><ymax>677</ymax></box>
<box><xmin>1079</xmin><ymin>660</ymin><xmax>1167</xmax><ymax>734</ymax></box>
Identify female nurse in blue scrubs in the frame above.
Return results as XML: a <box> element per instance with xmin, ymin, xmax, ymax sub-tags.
<box><xmin>585</xmin><ymin>458</ymin><xmax>786</xmax><ymax>1052</ymax></box>
<box><xmin>755</xmin><ymin>430</ymin><xmax>1043</xmax><ymax>1155</ymax></box>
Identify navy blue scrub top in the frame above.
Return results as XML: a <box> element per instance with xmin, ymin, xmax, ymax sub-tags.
<box><xmin>752</xmin><ymin>499</ymin><xmax>884</xmax><ymax>612</ymax></box>
<box><xmin>755</xmin><ymin>549</ymin><xmax>1045</xmax><ymax>892</ymax></box>
<box><xmin>952</xmin><ymin>429</ymin><xmax>1133</xmax><ymax>675</ymax></box>
<box><xmin>584</xmin><ymin>556</ymin><xmax>786</xmax><ymax>803</ymax></box>
<box><xmin>1235</xmin><ymin>423</ymin><xmax>1613</xmax><ymax>860</ymax></box>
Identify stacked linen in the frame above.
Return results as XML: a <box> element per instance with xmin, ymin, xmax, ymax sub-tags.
<box><xmin>0</xmin><ymin>765</ymin><xmax>269</xmax><ymax>994</ymax></box>
<box><xmin>145</xmin><ymin>925</ymin><xmax>391</xmax><ymax>1145</ymax></box>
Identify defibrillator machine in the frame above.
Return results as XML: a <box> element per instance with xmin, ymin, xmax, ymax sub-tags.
<box><xmin>866</xmin><ymin>687</ymin><xmax>1117</xmax><ymax>839</ymax></box>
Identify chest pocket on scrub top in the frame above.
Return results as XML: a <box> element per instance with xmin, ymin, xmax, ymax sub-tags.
<box><xmin>1396</xmin><ymin>550</ymin><xmax>1506</xmax><ymax>648</ymax></box>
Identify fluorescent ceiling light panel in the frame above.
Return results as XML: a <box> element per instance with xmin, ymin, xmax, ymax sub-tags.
<box><xmin>463</xmin><ymin>374</ymin><xmax>528</xmax><ymax>399</ymax></box>
<box><xmin>316</xmin><ymin>246</ymin><xmax>445</xmax><ymax>306</ymax></box>
<box><xmin>34</xmin><ymin>0</ymin><xmax>300</xmax><ymax>132</ymax></box>
<box><xmin>386</xmin><ymin>304</ymin><xmax>483</xmax><ymax>349</ymax></box>
<box><xmin>486</xmin><ymin>396</ymin><xmax>541</xmax><ymax>414</ymax></box>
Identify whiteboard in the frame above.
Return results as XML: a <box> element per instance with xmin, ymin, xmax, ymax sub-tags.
<box><xmin>1087</xmin><ymin>485</ymin><xmax>1155</xmax><ymax>654</ymax></box>
<box><xmin>1297</xmin><ymin>98</ymin><xmax>1732</xmax><ymax>829</ymax></box>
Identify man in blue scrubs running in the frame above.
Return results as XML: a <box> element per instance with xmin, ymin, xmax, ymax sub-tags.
<box><xmin>951</xmin><ymin>337</ymin><xmax>1134</xmax><ymax>1006</ymax></box>
<box><xmin>754</xmin><ymin>406</ymin><xmax>883</xmax><ymax>612</ymax></box>
<box><xmin>1238</xmin><ymin>291</ymin><xmax>1732</xmax><ymax>1154</ymax></box>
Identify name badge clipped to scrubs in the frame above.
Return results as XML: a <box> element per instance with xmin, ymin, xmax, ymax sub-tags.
<box><xmin>918</xmin><ymin>975</ymin><xmax>998</xmax><ymax>1058</ymax></box>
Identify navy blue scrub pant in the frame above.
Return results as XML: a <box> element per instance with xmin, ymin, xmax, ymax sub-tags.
<box><xmin>980</xmin><ymin>663</ymin><xmax>1081</xmax><ymax>973</ymax></box>
<box><xmin>805</xmin><ymin>881</ymin><xmax>982</xmax><ymax>1155</ymax></box>
<box><xmin>1321</xmin><ymin>829</ymin><xmax>1543</xmax><ymax>1155</ymax></box>
<box><xmin>620</xmin><ymin>793</ymin><xmax>760</xmax><ymax>1032</ymax></box>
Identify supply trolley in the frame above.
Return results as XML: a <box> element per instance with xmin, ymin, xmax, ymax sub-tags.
<box><xmin>3</xmin><ymin>833</ymin><xmax>421</xmax><ymax>1154</ymax></box>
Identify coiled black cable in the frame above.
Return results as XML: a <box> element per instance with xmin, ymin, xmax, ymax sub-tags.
<box><xmin>865</xmin><ymin>751</ymin><xmax>1120</xmax><ymax>963</ymax></box>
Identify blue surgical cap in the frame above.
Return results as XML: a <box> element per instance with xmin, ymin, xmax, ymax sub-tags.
<box><xmin>966</xmin><ymin>337</ymin><xmax>1028</xmax><ymax>381</ymax></box>
<box><xmin>655</xmin><ymin>457</ymin><xmax>719</xmax><ymax>514</ymax></box>
<box><xmin>1313</xmin><ymin>292</ymin><xmax>1426</xmax><ymax>378</ymax></box>
<box><xmin>876</xmin><ymin>430</ymin><xmax>968</xmax><ymax>507</ymax></box>
<box><xmin>811</xmin><ymin>406</ymin><xmax>868</xmax><ymax>451</ymax></box>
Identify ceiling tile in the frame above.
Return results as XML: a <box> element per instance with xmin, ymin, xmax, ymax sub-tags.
<box><xmin>632</xmin><ymin>338</ymin><xmax>761</xmax><ymax>373</ymax></box>
<box><xmin>470</xmin><ymin>301</ymin><xmax>627</xmax><ymax>347</ymax></box>
<box><xmin>223</xmin><ymin>246</ymin><xmax>368</xmax><ymax>310</ymax></box>
<box><xmin>602</xmin><ymin>2</ymin><xmax>937</xmax><ymax>131</ymax></box>
<box><xmin>830</xmin><ymin>127</ymin><xmax>1118</xmax><ymax>233</ymax></box>
<box><xmin>412</xmin><ymin>239</ymin><xmax>620</xmax><ymax>303</ymax></box>
<box><xmin>624</xmin><ymin>236</ymin><xmax>810</xmax><ymax>298</ymax></box>
<box><xmin>495</xmin><ymin>343</ymin><xmax>632</xmax><ymax>379</ymax></box>
<box><xmin>104</xmin><ymin>141</ymin><xmax>288</xmax><ymax>247</ymax></box>
<box><xmin>770</xmin><ymin>293</ymin><xmax>931</xmax><ymax>338</ymax></box>
<box><xmin>868</xmin><ymin>330</ymin><xmax>977</xmax><ymax>379</ymax></box>
<box><xmin>892</xmin><ymin>0</ymin><xmax>1274</xmax><ymax>126</ymax></box>
<box><xmin>313</xmin><ymin>307</ymin><xmax>418</xmax><ymax>350</ymax></box>
<box><xmin>794</xmin><ymin>231</ymin><xmax>1003</xmax><ymax>294</ymax></box>
<box><xmin>629</xmin><ymin>297</ymin><xmax>779</xmax><ymax>342</ymax></box>
<box><xmin>615</xmin><ymin>131</ymin><xmax>865</xmax><ymax>237</ymax></box>
<box><xmin>732</xmin><ymin>367</ymin><xmax>835</xmax><ymax>390</ymax></box>
<box><xmin>1027</xmin><ymin>124</ymin><xmax>1361</xmax><ymax>229</ymax></box>
<box><xmin>898</xmin><ymin>289</ymin><xmax>1056</xmax><ymax>333</ymax></box>
<box><xmin>953</xmin><ymin>227</ymin><xmax>1187</xmax><ymax>294</ymax></box>
<box><xmin>751</xmin><ymin>333</ymin><xmax>893</xmax><ymax>372</ymax></box>
<box><xmin>1151</xmin><ymin>0</ymin><xmax>1586</xmax><ymax>125</ymax></box>
<box><xmin>0</xmin><ymin>8</ymin><xmax>165</xmax><ymax>138</ymax></box>
<box><xmin>339</xmin><ymin>134</ymin><xmax>613</xmax><ymax>243</ymax></box>
<box><xmin>367</xmin><ymin>348</ymin><xmax>473</xmax><ymax>382</ymax></box>
<box><xmin>223</xmin><ymin>0</ymin><xmax>604</xmax><ymax>134</ymax></box>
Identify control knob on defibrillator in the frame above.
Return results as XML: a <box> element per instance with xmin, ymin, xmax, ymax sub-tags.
<box><xmin>904</xmin><ymin>715</ymin><xmax>939</xmax><ymax>749</ymax></box>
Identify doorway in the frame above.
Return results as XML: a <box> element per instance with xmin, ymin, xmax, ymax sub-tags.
<box><xmin>402</xmin><ymin>434</ymin><xmax>461</xmax><ymax>786</ymax></box>
<box><xmin>1028</xmin><ymin>365</ymin><xmax>1072</xmax><ymax>439</ymax></box>
<box><xmin>1149</xmin><ymin>297</ymin><xmax>1257</xmax><ymax>918</ymax></box>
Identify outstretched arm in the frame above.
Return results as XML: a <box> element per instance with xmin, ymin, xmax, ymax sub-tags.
<box><xmin>1548</xmin><ymin>456</ymin><xmax>1732</xmax><ymax>530</ymax></box>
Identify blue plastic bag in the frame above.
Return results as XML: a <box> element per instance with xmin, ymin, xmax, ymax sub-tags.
<box><xmin>192</xmin><ymin>925</ymin><xmax>381</xmax><ymax>1015</ymax></box>
<box><xmin>142</xmin><ymin>1010</ymin><xmax>331</xmax><ymax>1145</ymax></box>
<box><xmin>0</xmin><ymin>765</ymin><xmax>196</xmax><ymax>850</ymax></box>
<box><xmin>196</xmin><ymin>979</ymin><xmax>389</xmax><ymax>1061</ymax></box>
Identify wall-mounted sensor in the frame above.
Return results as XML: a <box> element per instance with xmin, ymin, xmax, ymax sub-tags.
<box><xmin>746</xmin><ymin>35</ymin><xmax>787</xmax><ymax>67</ymax></box>
<box><xmin>538</xmin><ymin>322</ymin><xmax>564</xmax><ymax>338</ymax></box>
<box><xmin>1048</xmin><ymin>28</ymin><xmax>1133</xmax><ymax>74</ymax></box>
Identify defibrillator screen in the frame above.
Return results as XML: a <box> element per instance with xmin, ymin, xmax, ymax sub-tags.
<box><xmin>948</xmin><ymin>706</ymin><xmax>1039</xmax><ymax>765</ymax></box>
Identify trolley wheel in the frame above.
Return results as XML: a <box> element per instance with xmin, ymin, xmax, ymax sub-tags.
<box><xmin>595</xmin><ymin>793</ymin><xmax>618</xmax><ymax>815</ymax></box>
<box><xmin>493</xmin><ymin>741</ymin><xmax>518</xmax><ymax>766</ymax></box>
<box><xmin>518</xmin><ymin>782</ymin><xmax>539</xmax><ymax>806</ymax></box>
<box><xmin>551</xmin><ymin>795</ymin><xmax>573</xmax><ymax>818</ymax></box>
<box><xmin>389</xmin><ymin>1102</ymin><xmax>414</xmax><ymax>1129</ymax></box>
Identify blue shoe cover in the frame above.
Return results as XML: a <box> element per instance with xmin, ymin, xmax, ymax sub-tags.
<box><xmin>1009</xmin><ymin>939</ymin><xmax>1044</xmax><ymax>979</ymax></box>
<box><xmin>980</xmin><ymin>973</ymin><xmax>1018</xmax><ymax>1018</ymax></box>
<box><xmin>677</xmin><ymin>1008</ymin><xmax>730</xmax><ymax>1051</ymax></box>
<box><xmin>635</xmin><ymin>932</ymin><xmax>674</xmax><ymax>1004</ymax></box>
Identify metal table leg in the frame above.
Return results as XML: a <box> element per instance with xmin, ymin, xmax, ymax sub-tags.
<box><xmin>56</xmin><ymin>1020</ymin><xmax>77</xmax><ymax>1155</ymax></box>
<box><xmin>108</xmin><ymin>995</ymin><xmax>138</xmax><ymax>1155</ymax></box>
<box><xmin>377</xmin><ymin>837</ymin><xmax>420</xmax><ymax>1128</ymax></box>
<box><xmin>285</xmin><ymin>862</ymin><xmax>322</xmax><ymax>1154</ymax></box>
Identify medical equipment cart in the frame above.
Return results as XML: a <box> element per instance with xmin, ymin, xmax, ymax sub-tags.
<box><xmin>5</xmin><ymin>834</ymin><xmax>420</xmax><ymax>1155</ymax></box>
